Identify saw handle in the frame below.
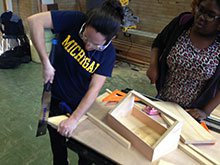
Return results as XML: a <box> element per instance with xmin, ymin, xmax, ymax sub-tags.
<box><xmin>43</xmin><ymin>38</ymin><xmax>58</xmax><ymax>92</ymax></box>
<box><xmin>44</xmin><ymin>82</ymin><xmax>52</xmax><ymax>92</ymax></box>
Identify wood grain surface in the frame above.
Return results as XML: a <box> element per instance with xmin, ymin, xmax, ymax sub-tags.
<box><xmin>158</xmin><ymin>101</ymin><xmax>215</xmax><ymax>144</ymax></box>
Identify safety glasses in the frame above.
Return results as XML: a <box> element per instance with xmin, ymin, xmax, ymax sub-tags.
<box><xmin>79</xmin><ymin>23</ymin><xmax>112</xmax><ymax>51</ymax></box>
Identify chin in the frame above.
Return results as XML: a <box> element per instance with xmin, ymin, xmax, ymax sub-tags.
<box><xmin>86</xmin><ymin>48</ymin><xmax>95</xmax><ymax>51</ymax></box>
<box><xmin>193</xmin><ymin>24</ymin><xmax>206</xmax><ymax>35</ymax></box>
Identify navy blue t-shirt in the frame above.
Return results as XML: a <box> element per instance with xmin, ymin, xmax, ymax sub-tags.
<box><xmin>50</xmin><ymin>10</ymin><xmax>116</xmax><ymax>106</ymax></box>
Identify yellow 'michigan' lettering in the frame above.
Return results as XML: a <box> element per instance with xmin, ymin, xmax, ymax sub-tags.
<box><xmin>61</xmin><ymin>35</ymin><xmax>100</xmax><ymax>73</ymax></box>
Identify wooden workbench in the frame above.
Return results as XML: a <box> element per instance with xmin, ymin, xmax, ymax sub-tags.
<box><xmin>49</xmin><ymin>93</ymin><xmax>220</xmax><ymax>165</ymax></box>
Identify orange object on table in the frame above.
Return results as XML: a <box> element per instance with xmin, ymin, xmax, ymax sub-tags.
<box><xmin>102</xmin><ymin>89</ymin><xmax>140</xmax><ymax>102</ymax></box>
<box><xmin>200</xmin><ymin>121</ymin><xmax>209</xmax><ymax>132</ymax></box>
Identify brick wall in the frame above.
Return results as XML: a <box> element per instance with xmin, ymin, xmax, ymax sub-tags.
<box><xmin>11</xmin><ymin>0</ymin><xmax>79</xmax><ymax>31</ymax></box>
<box><xmin>129</xmin><ymin>0</ymin><xmax>192</xmax><ymax>33</ymax></box>
<box><xmin>10</xmin><ymin>0</ymin><xmax>194</xmax><ymax>67</ymax></box>
<box><xmin>114</xmin><ymin>0</ymin><xmax>193</xmax><ymax>67</ymax></box>
<box><xmin>11</xmin><ymin>0</ymin><xmax>193</xmax><ymax>34</ymax></box>
<box><xmin>54</xmin><ymin>0</ymin><xmax>78</xmax><ymax>10</ymax></box>
<box><xmin>12</xmin><ymin>0</ymin><xmax>38</xmax><ymax>32</ymax></box>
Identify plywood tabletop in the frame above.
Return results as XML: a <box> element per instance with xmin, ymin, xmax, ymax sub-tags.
<box><xmin>48</xmin><ymin>92</ymin><xmax>220</xmax><ymax>165</ymax></box>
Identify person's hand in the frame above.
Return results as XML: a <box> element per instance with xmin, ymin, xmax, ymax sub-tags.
<box><xmin>146</xmin><ymin>64</ymin><xmax>159</xmax><ymax>84</ymax></box>
<box><xmin>57</xmin><ymin>117</ymin><xmax>78</xmax><ymax>138</ymax></box>
<box><xmin>186</xmin><ymin>108</ymin><xmax>207</xmax><ymax>120</ymax></box>
<box><xmin>42</xmin><ymin>60</ymin><xmax>55</xmax><ymax>84</ymax></box>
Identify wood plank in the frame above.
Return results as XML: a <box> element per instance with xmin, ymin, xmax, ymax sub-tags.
<box><xmin>112</xmin><ymin>38</ymin><xmax>151</xmax><ymax>67</ymax></box>
<box><xmin>178</xmin><ymin>142</ymin><xmax>220</xmax><ymax>165</ymax></box>
<box><xmin>48</xmin><ymin>115</ymin><xmax>87</xmax><ymax>130</ymax></box>
<box><xmin>133</xmin><ymin>105</ymin><xmax>167</xmax><ymax>134</ymax></box>
<box><xmin>87</xmin><ymin>112</ymin><xmax>131</xmax><ymax>149</ymax></box>
<box><xmin>158</xmin><ymin>101</ymin><xmax>215</xmax><ymax>144</ymax></box>
<box><xmin>187</xmin><ymin>144</ymin><xmax>220</xmax><ymax>164</ymax></box>
<box><xmin>211</xmin><ymin>105</ymin><xmax>220</xmax><ymax>119</ymax></box>
<box><xmin>157</xmin><ymin>159</ymin><xmax>175</xmax><ymax>165</ymax></box>
<box><xmin>116</xmin><ymin>113</ymin><xmax>161</xmax><ymax>146</ymax></box>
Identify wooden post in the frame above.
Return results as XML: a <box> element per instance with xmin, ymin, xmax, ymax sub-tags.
<box><xmin>37</xmin><ymin>0</ymin><xmax>42</xmax><ymax>12</ymax></box>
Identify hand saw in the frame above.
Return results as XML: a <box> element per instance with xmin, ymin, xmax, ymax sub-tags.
<box><xmin>36</xmin><ymin>38</ymin><xmax>57</xmax><ymax>137</ymax></box>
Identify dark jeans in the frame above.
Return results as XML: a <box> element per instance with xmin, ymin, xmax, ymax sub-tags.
<box><xmin>48</xmin><ymin>125</ymin><xmax>94</xmax><ymax>165</ymax></box>
<box><xmin>48</xmin><ymin>97</ymin><xmax>94</xmax><ymax>165</ymax></box>
<box><xmin>48</xmin><ymin>125</ymin><xmax>69</xmax><ymax>165</ymax></box>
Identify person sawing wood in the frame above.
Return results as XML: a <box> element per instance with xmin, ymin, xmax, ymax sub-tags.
<box><xmin>28</xmin><ymin>0</ymin><xmax>123</xmax><ymax>164</ymax></box>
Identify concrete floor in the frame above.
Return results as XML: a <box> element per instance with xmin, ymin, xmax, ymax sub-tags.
<box><xmin>0</xmin><ymin>60</ymin><xmax>156</xmax><ymax>165</ymax></box>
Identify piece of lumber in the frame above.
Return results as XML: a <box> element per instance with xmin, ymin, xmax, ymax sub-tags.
<box><xmin>156</xmin><ymin>159</ymin><xmax>175</xmax><ymax>165</ymax></box>
<box><xmin>211</xmin><ymin>105</ymin><xmax>220</xmax><ymax>119</ymax></box>
<box><xmin>188</xmin><ymin>144</ymin><xmax>220</xmax><ymax>165</ymax></box>
<box><xmin>48</xmin><ymin>115</ymin><xmax>88</xmax><ymax>130</ymax></box>
<box><xmin>126</xmin><ymin>29</ymin><xmax>157</xmax><ymax>39</ymax></box>
<box><xmin>158</xmin><ymin>101</ymin><xmax>215</xmax><ymax>144</ymax></box>
<box><xmin>178</xmin><ymin>142</ymin><xmax>220</xmax><ymax>165</ymax></box>
<box><xmin>87</xmin><ymin>112</ymin><xmax>131</xmax><ymax>149</ymax></box>
<box><xmin>112</xmin><ymin>39</ymin><xmax>151</xmax><ymax>68</ymax></box>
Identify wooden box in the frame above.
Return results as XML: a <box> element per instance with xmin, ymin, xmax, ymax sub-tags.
<box><xmin>107</xmin><ymin>90</ymin><xmax>183</xmax><ymax>161</ymax></box>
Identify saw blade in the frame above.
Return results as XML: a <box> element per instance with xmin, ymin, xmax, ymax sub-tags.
<box><xmin>36</xmin><ymin>83</ymin><xmax>52</xmax><ymax>137</ymax></box>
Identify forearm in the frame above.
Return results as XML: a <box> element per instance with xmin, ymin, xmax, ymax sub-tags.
<box><xmin>203</xmin><ymin>91</ymin><xmax>220</xmax><ymax>116</ymax></box>
<box><xmin>27</xmin><ymin>12</ymin><xmax>52</xmax><ymax>66</ymax></box>
<box><xmin>147</xmin><ymin>47</ymin><xmax>160</xmax><ymax>84</ymax></box>
<box><xmin>69</xmin><ymin>87</ymin><xmax>100</xmax><ymax>121</ymax></box>
<box><xmin>149</xmin><ymin>47</ymin><xmax>159</xmax><ymax>67</ymax></box>
<box><xmin>69</xmin><ymin>74</ymin><xmax>106</xmax><ymax>122</ymax></box>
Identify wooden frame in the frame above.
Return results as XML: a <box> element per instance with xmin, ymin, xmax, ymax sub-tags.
<box><xmin>107</xmin><ymin>90</ymin><xmax>183</xmax><ymax>161</ymax></box>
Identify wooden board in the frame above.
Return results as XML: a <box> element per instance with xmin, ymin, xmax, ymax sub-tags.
<box><xmin>178</xmin><ymin>142</ymin><xmax>220</xmax><ymax>165</ymax></box>
<box><xmin>48</xmin><ymin>115</ymin><xmax>87</xmax><ymax>130</ymax></box>
<box><xmin>158</xmin><ymin>101</ymin><xmax>215</xmax><ymax>144</ymax></box>
<box><xmin>87</xmin><ymin>112</ymin><xmax>131</xmax><ymax>149</ymax></box>
<box><xmin>211</xmin><ymin>105</ymin><xmax>220</xmax><ymax>119</ymax></box>
<box><xmin>157</xmin><ymin>160</ymin><xmax>175</xmax><ymax>165</ymax></box>
<box><xmin>47</xmin><ymin>91</ymin><xmax>220</xmax><ymax>165</ymax></box>
<box><xmin>114</xmin><ymin>108</ymin><xmax>165</xmax><ymax>146</ymax></box>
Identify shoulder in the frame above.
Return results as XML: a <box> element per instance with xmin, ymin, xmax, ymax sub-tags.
<box><xmin>51</xmin><ymin>10</ymin><xmax>86</xmax><ymax>22</ymax></box>
<box><xmin>163</xmin><ymin>12</ymin><xmax>193</xmax><ymax>30</ymax></box>
<box><xmin>177</xmin><ymin>12</ymin><xmax>194</xmax><ymax>25</ymax></box>
<box><xmin>102</xmin><ymin>43</ymin><xmax>116</xmax><ymax>57</ymax></box>
<box><xmin>51</xmin><ymin>10</ymin><xmax>85</xmax><ymax>17</ymax></box>
<box><xmin>97</xmin><ymin>43</ymin><xmax>116</xmax><ymax>64</ymax></box>
<box><xmin>51</xmin><ymin>10</ymin><xmax>86</xmax><ymax>33</ymax></box>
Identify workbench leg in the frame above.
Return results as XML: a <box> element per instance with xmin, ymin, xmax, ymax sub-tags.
<box><xmin>66</xmin><ymin>139</ymin><xmax>117</xmax><ymax>165</ymax></box>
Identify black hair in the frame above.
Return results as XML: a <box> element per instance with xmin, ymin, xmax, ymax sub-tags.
<box><xmin>213</xmin><ymin>0</ymin><xmax>220</xmax><ymax>8</ymax></box>
<box><xmin>198</xmin><ymin>0</ymin><xmax>220</xmax><ymax>8</ymax></box>
<box><xmin>85</xmin><ymin>0</ymin><xmax>124</xmax><ymax>42</ymax></box>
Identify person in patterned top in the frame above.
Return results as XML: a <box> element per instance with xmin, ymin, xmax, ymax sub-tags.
<box><xmin>147</xmin><ymin>0</ymin><xmax>220</xmax><ymax>121</ymax></box>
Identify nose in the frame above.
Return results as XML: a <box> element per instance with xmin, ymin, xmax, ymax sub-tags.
<box><xmin>199</xmin><ymin>13</ymin><xmax>206</xmax><ymax>19</ymax></box>
<box><xmin>197</xmin><ymin>12</ymin><xmax>209</xmax><ymax>21</ymax></box>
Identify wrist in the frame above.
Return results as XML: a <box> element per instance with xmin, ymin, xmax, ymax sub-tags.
<box><xmin>197</xmin><ymin>108</ymin><xmax>208</xmax><ymax>119</ymax></box>
<box><xmin>69</xmin><ymin>112</ymin><xmax>81</xmax><ymax>122</ymax></box>
<box><xmin>42</xmin><ymin>57</ymin><xmax>51</xmax><ymax>68</ymax></box>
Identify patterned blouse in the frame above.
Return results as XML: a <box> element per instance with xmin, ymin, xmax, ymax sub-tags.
<box><xmin>159</xmin><ymin>29</ymin><xmax>220</xmax><ymax>108</ymax></box>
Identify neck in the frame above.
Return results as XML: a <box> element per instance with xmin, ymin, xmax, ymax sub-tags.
<box><xmin>190</xmin><ymin>27</ymin><xmax>218</xmax><ymax>49</ymax></box>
